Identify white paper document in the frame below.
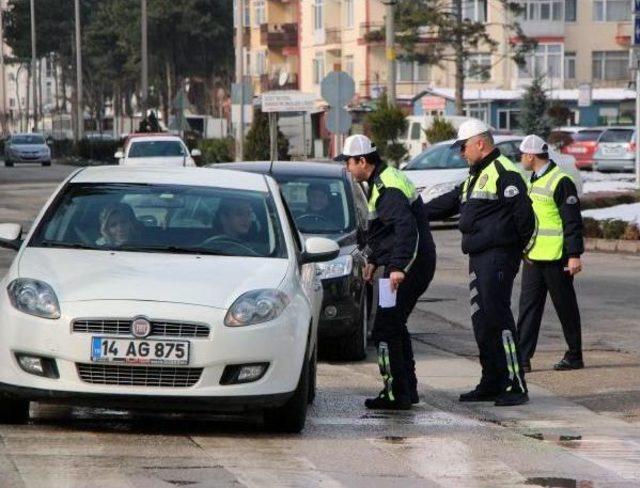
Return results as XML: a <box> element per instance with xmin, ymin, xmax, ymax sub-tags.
<box><xmin>378</xmin><ymin>278</ymin><xmax>397</xmax><ymax>308</ymax></box>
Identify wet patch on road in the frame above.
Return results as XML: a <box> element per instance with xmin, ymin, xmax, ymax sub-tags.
<box><xmin>524</xmin><ymin>477</ymin><xmax>591</xmax><ymax>487</ymax></box>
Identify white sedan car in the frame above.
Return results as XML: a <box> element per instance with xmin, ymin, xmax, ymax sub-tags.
<box><xmin>0</xmin><ymin>166</ymin><xmax>338</xmax><ymax>433</ymax></box>
<box><xmin>115</xmin><ymin>134</ymin><xmax>201</xmax><ymax>167</ymax></box>
<box><xmin>402</xmin><ymin>136</ymin><xmax>583</xmax><ymax>208</ymax></box>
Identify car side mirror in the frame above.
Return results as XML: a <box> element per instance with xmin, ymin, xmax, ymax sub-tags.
<box><xmin>190</xmin><ymin>148</ymin><xmax>202</xmax><ymax>157</ymax></box>
<box><xmin>300</xmin><ymin>237</ymin><xmax>339</xmax><ymax>264</ymax></box>
<box><xmin>399</xmin><ymin>162</ymin><xmax>408</xmax><ymax>170</ymax></box>
<box><xmin>114</xmin><ymin>150</ymin><xmax>124</xmax><ymax>159</ymax></box>
<box><xmin>0</xmin><ymin>223</ymin><xmax>23</xmax><ymax>251</ymax></box>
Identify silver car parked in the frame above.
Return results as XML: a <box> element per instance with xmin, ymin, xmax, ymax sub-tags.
<box><xmin>4</xmin><ymin>133</ymin><xmax>52</xmax><ymax>167</ymax></box>
<box><xmin>593</xmin><ymin>127</ymin><xmax>635</xmax><ymax>173</ymax></box>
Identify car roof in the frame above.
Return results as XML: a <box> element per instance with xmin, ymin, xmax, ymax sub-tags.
<box><xmin>215</xmin><ymin>160</ymin><xmax>347</xmax><ymax>178</ymax></box>
<box><xmin>69</xmin><ymin>166</ymin><xmax>270</xmax><ymax>192</ymax></box>
<box><xmin>127</xmin><ymin>135</ymin><xmax>184</xmax><ymax>143</ymax></box>
<box><xmin>553</xmin><ymin>127</ymin><xmax>605</xmax><ymax>133</ymax></box>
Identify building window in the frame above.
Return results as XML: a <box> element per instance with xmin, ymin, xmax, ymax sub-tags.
<box><xmin>9</xmin><ymin>98</ymin><xmax>15</xmax><ymax>108</ymax></box>
<box><xmin>462</xmin><ymin>0</ymin><xmax>487</xmax><ymax>22</ymax></box>
<box><xmin>396</xmin><ymin>60</ymin><xmax>430</xmax><ymax>82</ymax></box>
<box><xmin>313</xmin><ymin>54</ymin><xmax>325</xmax><ymax>84</ymax></box>
<box><xmin>465</xmin><ymin>54</ymin><xmax>492</xmax><ymax>81</ymax></box>
<box><xmin>592</xmin><ymin>51</ymin><xmax>628</xmax><ymax>80</ymax></box>
<box><xmin>45</xmin><ymin>81</ymin><xmax>52</xmax><ymax>103</ymax></box>
<box><xmin>254</xmin><ymin>51</ymin><xmax>267</xmax><ymax>76</ymax></box>
<box><xmin>254</xmin><ymin>0</ymin><xmax>266</xmax><ymax>26</ymax></box>
<box><xmin>564</xmin><ymin>52</ymin><xmax>576</xmax><ymax>79</ymax></box>
<box><xmin>345</xmin><ymin>0</ymin><xmax>354</xmax><ymax>28</ymax></box>
<box><xmin>497</xmin><ymin>109</ymin><xmax>521</xmax><ymax>131</ymax></box>
<box><xmin>45</xmin><ymin>58</ymin><xmax>53</xmax><ymax>78</ymax></box>
<box><xmin>520</xmin><ymin>0</ymin><xmax>564</xmax><ymax>21</ymax></box>
<box><xmin>345</xmin><ymin>55</ymin><xmax>354</xmax><ymax>78</ymax></box>
<box><xmin>232</xmin><ymin>0</ymin><xmax>251</xmax><ymax>27</ymax></box>
<box><xmin>565</xmin><ymin>0</ymin><xmax>577</xmax><ymax>21</ymax></box>
<box><xmin>314</xmin><ymin>0</ymin><xmax>324</xmax><ymax>31</ymax></box>
<box><xmin>464</xmin><ymin>103</ymin><xmax>489</xmax><ymax>123</ymax></box>
<box><xmin>593</xmin><ymin>0</ymin><xmax>631</xmax><ymax>21</ymax></box>
<box><xmin>519</xmin><ymin>43</ymin><xmax>563</xmax><ymax>80</ymax></box>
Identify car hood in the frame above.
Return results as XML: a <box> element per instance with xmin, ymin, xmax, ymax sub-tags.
<box><xmin>10</xmin><ymin>144</ymin><xmax>48</xmax><ymax>152</ymax></box>
<box><xmin>403</xmin><ymin>168</ymin><xmax>468</xmax><ymax>189</ymax></box>
<box><xmin>18</xmin><ymin>248</ymin><xmax>288</xmax><ymax>309</ymax></box>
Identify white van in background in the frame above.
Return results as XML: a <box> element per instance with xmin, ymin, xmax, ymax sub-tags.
<box><xmin>400</xmin><ymin>115</ymin><xmax>494</xmax><ymax>159</ymax></box>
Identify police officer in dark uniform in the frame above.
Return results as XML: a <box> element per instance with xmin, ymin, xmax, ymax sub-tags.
<box><xmin>336</xmin><ymin>134</ymin><xmax>436</xmax><ymax>410</ymax></box>
<box><xmin>516</xmin><ymin>135</ymin><xmax>584</xmax><ymax>372</ymax></box>
<box><xmin>424</xmin><ymin>120</ymin><xmax>535</xmax><ymax>407</ymax></box>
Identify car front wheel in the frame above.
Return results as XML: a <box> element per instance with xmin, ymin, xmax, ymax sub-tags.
<box><xmin>4</xmin><ymin>160</ymin><xmax>14</xmax><ymax>167</ymax></box>
<box><xmin>263</xmin><ymin>347</ymin><xmax>310</xmax><ymax>433</ymax></box>
<box><xmin>0</xmin><ymin>399</ymin><xmax>30</xmax><ymax>424</ymax></box>
<box><xmin>42</xmin><ymin>161</ymin><xmax>51</xmax><ymax>167</ymax></box>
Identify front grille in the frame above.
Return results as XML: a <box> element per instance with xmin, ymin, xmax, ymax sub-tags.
<box><xmin>76</xmin><ymin>363</ymin><xmax>203</xmax><ymax>387</ymax></box>
<box><xmin>72</xmin><ymin>319</ymin><xmax>210</xmax><ymax>338</ymax></box>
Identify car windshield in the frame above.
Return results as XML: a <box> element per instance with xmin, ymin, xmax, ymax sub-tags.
<box><xmin>11</xmin><ymin>135</ymin><xmax>45</xmax><ymax>145</ymax></box>
<box><xmin>572</xmin><ymin>130</ymin><xmax>601</xmax><ymax>142</ymax></box>
<box><xmin>599</xmin><ymin>129</ymin><xmax>633</xmax><ymax>143</ymax></box>
<box><xmin>128</xmin><ymin>140</ymin><xmax>186</xmax><ymax>158</ymax></box>
<box><xmin>405</xmin><ymin>144</ymin><xmax>468</xmax><ymax>170</ymax></box>
<box><xmin>276</xmin><ymin>176</ymin><xmax>353</xmax><ymax>234</ymax></box>
<box><xmin>29</xmin><ymin>183</ymin><xmax>287</xmax><ymax>258</ymax></box>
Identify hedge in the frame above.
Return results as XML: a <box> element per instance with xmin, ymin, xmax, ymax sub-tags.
<box><xmin>582</xmin><ymin>217</ymin><xmax>640</xmax><ymax>240</ymax></box>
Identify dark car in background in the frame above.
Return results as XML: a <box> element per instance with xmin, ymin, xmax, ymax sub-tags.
<box><xmin>4</xmin><ymin>133</ymin><xmax>51</xmax><ymax>167</ymax></box>
<box><xmin>216</xmin><ymin>161</ymin><xmax>372</xmax><ymax>360</ymax></box>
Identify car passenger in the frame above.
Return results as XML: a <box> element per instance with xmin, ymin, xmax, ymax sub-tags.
<box><xmin>305</xmin><ymin>182</ymin><xmax>341</xmax><ymax>228</ymax></box>
<box><xmin>96</xmin><ymin>203</ymin><xmax>139</xmax><ymax>247</ymax></box>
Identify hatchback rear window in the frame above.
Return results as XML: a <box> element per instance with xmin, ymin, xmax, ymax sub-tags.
<box><xmin>572</xmin><ymin>130</ymin><xmax>602</xmax><ymax>142</ymax></box>
<box><xmin>599</xmin><ymin>129</ymin><xmax>633</xmax><ymax>143</ymax></box>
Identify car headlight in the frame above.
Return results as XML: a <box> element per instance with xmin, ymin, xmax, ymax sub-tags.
<box><xmin>315</xmin><ymin>254</ymin><xmax>353</xmax><ymax>280</ymax></box>
<box><xmin>224</xmin><ymin>289</ymin><xmax>290</xmax><ymax>327</ymax></box>
<box><xmin>421</xmin><ymin>182</ymin><xmax>458</xmax><ymax>202</ymax></box>
<box><xmin>7</xmin><ymin>279</ymin><xmax>61</xmax><ymax>319</ymax></box>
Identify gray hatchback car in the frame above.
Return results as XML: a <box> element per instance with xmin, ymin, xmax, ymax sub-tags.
<box><xmin>4</xmin><ymin>133</ymin><xmax>51</xmax><ymax>167</ymax></box>
<box><xmin>593</xmin><ymin>127</ymin><xmax>636</xmax><ymax>173</ymax></box>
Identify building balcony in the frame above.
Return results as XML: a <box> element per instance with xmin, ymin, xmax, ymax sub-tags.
<box><xmin>260</xmin><ymin>23</ymin><xmax>298</xmax><ymax>49</ymax></box>
<box><xmin>359</xmin><ymin>22</ymin><xmax>385</xmax><ymax>44</ymax></box>
<box><xmin>325</xmin><ymin>28</ymin><xmax>342</xmax><ymax>46</ymax></box>
<box><xmin>519</xmin><ymin>20</ymin><xmax>565</xmax><ymax>38</ymax></box>
<box><xmin>260</xmin><ymin>73</ymin><xmax>299</xmax><ymax>92</ymax></box>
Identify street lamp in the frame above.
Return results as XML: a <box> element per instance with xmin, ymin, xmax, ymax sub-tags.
<box><xmin>141</xmin><ymin>0</ymin><xmax>148</xmax><ymax>117</ymax></box>
<box><xmin>74</xmin><ymin>0</ymin><xmax>83</xmax><ymax>141</ymax></box>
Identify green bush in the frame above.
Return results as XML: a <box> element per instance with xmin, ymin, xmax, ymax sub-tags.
<box><xmin>622</xmin><ymin>223</ymin><xmax>640</xmax><ymax>241</ymax></box>
<box><xmin>601</xmin><ymin>219</ymin><xmax>628</xmax><ymax>240</ymax></box>
<box><xmin>424</xmin><ymin>117</ymin><xmax>457</xmax><ymax>144</ymax></box>
<box><xmin>365</xmin><ymin>93</ymin><xmax>408</xmax><ymax>166</ymax></box>
<box><xmin>76</xmin><ymin>139</ymin><xmax>121</xmax><ymax>162</ymax></box>
<box><xmin>581</xmin><ymin>193</ymin><xmax>639</xmax><ymax>210</ymax></box>
<box><xmin>245</xmin><ymin>110</ymin><xmax>289</xmax><ymax>161</ymax></box>
<box><xmin>582</xmin><ymin>217</ymin><xmax>603</xmax><ymax>238</ymax></box>
<box><xmin>198</xmin><ymin>138</ymin><xmax>235</xmax><ymax>165</ymax></box>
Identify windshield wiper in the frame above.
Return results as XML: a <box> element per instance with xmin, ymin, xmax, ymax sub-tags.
<box><xmin>36</xmin><ymin>241</ymin><xmax>96</xmax><ymax>250</ymax></box>
<box><xmin>117</xmin><ymin>245</ymin><xmax>237</xmax><ymax>256</ymax></box>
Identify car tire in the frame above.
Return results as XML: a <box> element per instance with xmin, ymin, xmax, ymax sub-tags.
<box><xmin>42</xmin><ymin>161</ymin><xmax>51</xmax><ymax>167</ymax></box>
<box><xmin>307</xmin><ymin>344</ymin><xmax>317</xmax><ymax>405</ymax></box>
<box><xmin>4</xmin><ymin>160</ymin><xmax>14</xmax><ymax>167</ymax></box>
<box><xmin>0</xmin><ymin>399</ymin><xmax>30</xmax><ymax>424</ymax></box>
<box><xmin>263</xmin><ymin>345</ymin><xmax>310</xmax><ymax>433</ymax></box>
<box><xmin>336</xmin><ymin>290</ymin><xmax>368</xmax><ymax>361</ymax></box>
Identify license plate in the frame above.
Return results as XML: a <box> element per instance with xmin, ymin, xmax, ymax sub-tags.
<box><xmin>568</xmin><ymin>147</ymin><xmax>586</xmax><ymax>154</ymax></box>
<box><xmin>91</xmin><ymin>337</ymin><xmax>190</xmax><ymax>365</ymax></box>
<box><xmin>602</xmin><ymin>146</ymin><xmax>622</xmax><ymax>155</ymax></box>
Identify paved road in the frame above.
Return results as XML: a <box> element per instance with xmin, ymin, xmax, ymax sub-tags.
<box><xmin>1</xmin><ymin>168</ymin><xmax>639</xmax><ymax>487</ymax></box>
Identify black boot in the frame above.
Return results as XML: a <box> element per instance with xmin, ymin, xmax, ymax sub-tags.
<box><xmin>365</xmin><ymin>394</ymin><xmax>411</xmax><ymax>410</ymax></box>
<box><xmin>554</xmin><ymin>357</ymin><xmax>584</xmax><ymax>370</ymax></box>
<box><xmin>494</xmin><ymin>391</ymin><xmax>529</xmax><ymax>407</ymax></box>
<box><xmin>459</xmin><ymin>387</ymin><xmax>499</xmax><ymax>402</ymax></box>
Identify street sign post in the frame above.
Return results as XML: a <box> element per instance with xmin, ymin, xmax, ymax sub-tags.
<box><xmin>635</xmin><ymin>2</ymin><xmax>640</xmax><ymax>188</ymax></box>
<box><xmin>321</xmin><ymin>71</ymin><xmax>356</xmax><ymax>157</ymax></box>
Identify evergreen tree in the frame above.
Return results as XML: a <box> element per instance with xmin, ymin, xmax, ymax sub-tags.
<box><xmin>519</xmin><ymin>77</ymin><xmax>552</xmax><ymax>139</ymax></box>
<box><xmin>245</xmin><ymin>110</ymin><xmax>289</xmax><ymax>161</ymax></box>
<box><xmin>424</xmin><ymin>117</ymin><xmax>457</xmax><ymax>144</ymax></box>
<box><xmin>365</xmin><ymin>93</ymin><xmax>408</xmax><ymax>166</ymax></box>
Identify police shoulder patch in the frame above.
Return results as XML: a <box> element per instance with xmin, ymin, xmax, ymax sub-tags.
<box><xmin>478</xmin><ymin>174</ymin><xmax>489</xmax><ymax>189</ymax></box>
<box><xmin>504</xmin><ymin>185</ymin><xmax>519</xmax><ymax>198</ymax></box>
<box><xmin>566</xmin><ymin>195</ymin><xmax>578</xmax><ymax>205</ymax></box>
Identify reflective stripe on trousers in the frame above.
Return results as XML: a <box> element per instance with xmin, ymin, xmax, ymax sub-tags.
<box><xmin>377</xmin><ymin>342</ymin><xmax>394</xmax><ymax>401</ymax></box>
<box><xmin>502</xmin><ymin>330</ymin><xmax>525</xmax><ymax>393</ymax></box>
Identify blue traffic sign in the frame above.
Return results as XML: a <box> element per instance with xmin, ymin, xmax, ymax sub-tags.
<box><xmin>636</xmin><ymin>0</ymin><xmax>640</xmax><ymax>14</ymax></box>
<box><xmin>636</xmin><ymin>17</ymin><xmax>640</xmax><ymax>46</ymax></box>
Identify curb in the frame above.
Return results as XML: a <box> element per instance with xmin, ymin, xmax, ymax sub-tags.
<box><xmin>585</xmin><ymin>237</ymin><xmax>640</xmax><ymax>254</ymax></box>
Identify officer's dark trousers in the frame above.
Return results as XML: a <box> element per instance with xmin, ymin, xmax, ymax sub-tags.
<box><xmin>517</xmin><ymin>259</ymin><xmax>582</xmax><ymax>362</ymax></box>
<box><xmin>469</xmin><ymin>247</ymin><xmax>527</xmax><ymax>394</ymax></box>
<box><xmin>372</xmin><ymin>253</ymin><xmax>436</xmax><ymax>402</ymax></box>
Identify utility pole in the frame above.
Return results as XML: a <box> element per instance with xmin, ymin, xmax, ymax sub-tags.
<box><xmin>30</xmin><ymin>0</ymin><xmax>37</xmax><ymax>131</ymax></box>
<box><xmin>141</xmin><ymin>0</ymin><xmax>148</xmax><ymax>118</ymax></box>
<box><xmin>0</xmin><ymin>6</ymin><xmax>7</xmax><ymax>136</ymax></box>
<box><xmin>453</xmin><ymin>0</ymin><xmax>465</xmax><ymax>115</ymax></box>
<box><xmin>74</xmin><ymin>0</ymin><xmax>83</xmax><ymax>141</ymax></box>
<box><xmin>383</xmin><ymin>0</ymin><xmax>397</xmax><ymax>106</ymax></box>
<box><xmin>235</xmin><ymin>0</ymin><xmax>245</xmax><ymax>160</ymax></box>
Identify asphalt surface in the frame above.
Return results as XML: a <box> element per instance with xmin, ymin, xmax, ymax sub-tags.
<box><xmin>0</xmin><ymin>164</ymin><xmax>639</xmax><ymax>487</ymax></box>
